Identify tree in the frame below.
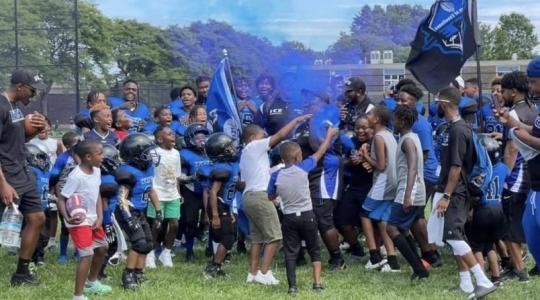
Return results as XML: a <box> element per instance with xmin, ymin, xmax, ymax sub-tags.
<box><xmin>491</xmin><ymin>13</ymin><xmax>538</xmax><ymax>60</ymax></box>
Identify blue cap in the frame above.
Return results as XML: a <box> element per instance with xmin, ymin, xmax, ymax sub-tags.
<box><xmin>527</xmin><ymin>57</ymin><xmax>540</xmax><ymax>78</ymax></box>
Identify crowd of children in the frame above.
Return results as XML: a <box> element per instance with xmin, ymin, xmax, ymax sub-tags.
<box><xmin>5</xmin><ymin>57</ymin><xmax>540</xmax><ymax>300</ymax></box>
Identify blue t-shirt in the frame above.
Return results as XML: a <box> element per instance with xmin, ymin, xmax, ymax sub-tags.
<box><xmin>209</xmin><ymin>162</ymin><xmax>240</xmax><ymax>207</ymax></box>
<box><xmin>30</xmin><ymin>166</ymin><xmax>50</xmax><ymax>210</ymax></box>
<box><xmin>412</xmin><ymin>115</ymin><xmax>439</xmax><ymax>183</ymax></box>
<box><xmin>180</xmin><ymin>148</ymin><xmax>212</xmax><ymax>194</ymax></box>
<box><xmin>481</xmin><ymin>162</ymin><xmax>509</xmax><ymax>206</ymax></box>
<box><xmin>382</xmin><ymin>98</ymin><xmax>397</xmax><ymax>112</ymax></box>
<box><xmin>101</xmin><ymin>174</ymin><xmax>118</xmax><ymax>225</ymax></box>
<box><xmin>110</xmin><ymin>97</ymin><xmax>151</xmax><ymax>129</ymax></box>
<box><xmin>83</xmin><ymin>129</ymin><xmax>118</xmax><ymax>146</ymax></box>
<box><xmin>116</xmin><ymin>164</ymin><xmax>154</xmax><ymax>211</ymax></box>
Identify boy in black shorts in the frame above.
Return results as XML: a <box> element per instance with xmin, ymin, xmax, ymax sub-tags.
<box><xmin>268</xmin><ymin>127</ymin><xmax>338</xmax><ymax>295</ymax></box>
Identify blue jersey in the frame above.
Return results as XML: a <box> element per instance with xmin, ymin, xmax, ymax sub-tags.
<box><xmin>382</xmin><ymin>98</ymin><xmax>397</xmax><ymax>112</ymax></box>
<box><xmin>143</xmin><ymin>121</ymin><xmax>186</xmax><ymax>136</ymax></box>
<box><xmin>101</xmin><ymin>174</ymin><xmax>119</xmax><ymax>225</ymax></box>
<box><xmin>169</xmin><ymin>100</ymin><xmax>184</xmax><ymax>121</ymax></box>
<box><xmin>209</xmin><ymin>162</ymin><xmax>240</xmax><ymax>207</ymax></box>
<box><xmin>428</xmin><ymin>102</ymin><xmax>445</xmax><ymax>130</ymax></box>
<box><xmin>49</xmin><ymin>151</ymin><xmax>77</xmax><ymax>190</ymax></box>
<box><xmin>110</xmin><ymin>96</ymin><xmax>151</xmax><ymax>130</ymax></box>
<box><xmin>115</xmin><ymin>164</ymin><xmax>154</xmax><ymax>211</ymax></box>
<box><xmin>180</xmin><ymin>148</ymin><xmax>212</xmax><ymax>194</ymax></box>
<box><xmin>412</xmin><ymin>115</ymin><xmax>439</xmax><ymax>183</ymax></box>
<box><xmin>30</xmin><ymin>166</ymin><xmax>50</xmax><ymax>210</ymax></box>
<box><xmin>481</xmin><ymin>162</ymin><xmax>509</xmax><ymax>206</ymax></box>
<box><xmin>83</xmin><ymin>129</ymin><xmax>118</xmax><ymax>146</ymax></box>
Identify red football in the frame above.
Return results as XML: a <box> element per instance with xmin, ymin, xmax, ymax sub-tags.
<box><xmin>66</xmin><ymin>193</ymin><xmax>87</xmax><ymax>222</ymax></box>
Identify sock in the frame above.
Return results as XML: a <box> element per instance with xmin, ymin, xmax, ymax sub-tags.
<box><xmin>470</xmin><ymin>264</ymin><xmax>494</xmax><ymax>288</ymax></box>
<box><xmin>185</xmin><ymin>237</ymin><xmax>194</xmax><ymax>253</ymax></box>
<box><xmin>16</xmin><ymin>258</ymin><xmax>31</xmax><ymax>275</ymax></box>
<box><xmin>330</xmin><ymin>249</ymin><xmax>342</xmax><ymax>260</ymax></box>
<box><xmin>134</xmin><ymin>268</ymin><xmax>143</xmax><ymax>274</ymax></box>
<box><xmin>60</xmin><ymin>236</ymin><xmax>69</xmax><ymax>256</ymax></box>
<box><xmin>72</xmin><ymin>295</ymin><xmax>85</xmax><ymax>300</ymax></box>
<box><xmin>350</xmin><ymin>243</ymin><xmax>365</xmax><ymax>257</ymax></box>
<box><xmin>387</xmin><ymin>255</ymin><xmax>400</xmax><ymax>270</ymax></box>
<box><xmin>126</xmin><ymin>268</ymin><xmax>135</xmax><ymax>274</ymax></box>
<box><xmin>285</xmin><ymin>260</ymin><xmax>297</xmax><ymax>288</ymax></box>
<box><xmin>48</xmin><ymin>237</ymin><xmax>56</xmax><ymax>244</ymax></box>
<box><xmin>393</xmin><ymin>234</ymin><xmax>426</xmax><ymax>275</ymax></box>
<box><xmin>369</xmin><ymin>250</ymin><xmax>382</xmax><ymax>264</ymax></box>
<box><xmin>459</xmin><ymin>271</ymin><xmax>474</xmax><ymax>293</ymax></box>
<box><xmin>405</xmin><ymin>235</ymin><xmax>421</xmax><ymax>260</ymax></box>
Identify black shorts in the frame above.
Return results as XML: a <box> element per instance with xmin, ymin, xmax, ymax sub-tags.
<box><xmin>387</xmin><ymin>203</ymin><xmax>423</xmax><ymax>231</ymax></box>
<box><xmin>207</xmin><ymin>201</ymin><xmax>235</xmax><ymax>250</ymax></box>
<box><xmin>468</xmin><ymin>205</ymin><xmax>505</xmax><ymax>254</ymax></box>
<box><xmin>502</xmin><ymin>190</ymin><xmax>526</xmax><ymax>243</ymax></box>
<box><xmin>312</xmin><ymin>198</ymin><xmax>336</xmax><ymax>232</ymax></box>
<box><xmin>443</xmin><ymin>192</ymin><xmax>470</xmax><ymax>241</ymax></box>
<box><xmin>334</xmin><ymin>187</ymin><xmax>369</xmax><ymax>227</ymax></box>
<box><xmin>0</xmin><ymin>187</ymin><xmax>43</xmax><ymax>215</ymax></box>
<box><xmin>282</xmin><ymin>210</ymin><xmax>321</xmax><ymax>262</ymax></box>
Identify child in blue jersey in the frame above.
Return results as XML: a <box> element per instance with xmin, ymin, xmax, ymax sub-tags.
<box><xmin>178</xmin><ymin>123</ymin><xmax>212</xmax><ymax>261</ymax></box>
<box><xmin>83</xmin><ymin>103</ymin><xmax>118</xmax><ymax>146</ymax></box>
<box><xmin>468</xmin><ymin>137</ymin><xmax>508</xmax><ymax>283</ymax></box>
<box><xmin>26</xmin><ymin>144</ymin><xmax>51</xmax><ymax>265</ymax></box>
<box><xmin>115</xmin><ymin>133</ymin><xmax>162</xmax><ymax>290</ymax></box>
<box><xmin>50</xmin><ymin>131</ymin><xmax>81</xmax><ymax>264</ymax></box>
<box><xmin>97</xmin><ymin>144</ymin><xmax>121</xmax><ymax>280</ymax></box>
<box><xmin>202</xmin><ymin>133</ymin><xmax>240</xmax><ymax>279</ymax></box>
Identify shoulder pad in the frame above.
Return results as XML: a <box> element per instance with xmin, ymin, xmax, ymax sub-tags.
<box><xmin>115</xmin><ymin>169</ymin><xmax>137</xmax><ymax>187</ymax></box>
<box><xmin>100</xmin><ymin>181</ymin><xmax>118</xmax><ymax>198</ymax></box>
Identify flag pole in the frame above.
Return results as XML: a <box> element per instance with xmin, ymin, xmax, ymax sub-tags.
<box><xmin>471</xmin><ymin>0</ymin><xmax>484</xmax><ymax>132</ymax></box>
<box><xmin>222</xmin><ymin>48</ymin><xmax>242</xmax><ymax>134</ymax></box>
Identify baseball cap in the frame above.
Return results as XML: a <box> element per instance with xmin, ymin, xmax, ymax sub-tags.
<box><xmin>344</xmin><ymin>77</ymin><xmax>366</xmax><ymax>93</ymax></box>
<box><xmin>10</xmin><ymin>69</ymin><xmax>45</xmax><ymax>90</ymax></box>
<box><xmin>453</xmin><ymin>76</ymin><xmax>465</xmax><ymax>89</ymax></box>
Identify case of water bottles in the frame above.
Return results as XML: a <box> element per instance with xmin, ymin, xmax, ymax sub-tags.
<box><xmin>0</xmin><ymin>204</ymin><xmax>23</xmax><ymax>248</ymax></box>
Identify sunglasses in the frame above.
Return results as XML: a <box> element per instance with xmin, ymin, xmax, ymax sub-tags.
<box><xmin>434</xmin><ymin>98</ymin><xmax>451</xmax><ymax>103</ymax></box>
<box><xmin>25</xmin><ymin>85</ymin><xmax>36</xmax><ymax>98</ymax></box>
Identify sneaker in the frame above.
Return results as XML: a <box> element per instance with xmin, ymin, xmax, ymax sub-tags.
<box><xmin>84</xmin><ymin>280</ymin><xmax>112</xmax><ymax>295</ymax></box>
<box><xmin>467</xmin><ymin>284</ymin><xmax>497</xmax><ymax>300</ymax></box>
<box><xmin>288</xmin><ymin>286</ymin><xmax>298</xmax><ymax>296</ymax></box>
<box><xmin>339</xmin><ymin>241</ymin><xmax>350</xmax><ymax>251</ymax></box>
<box><xmin>380</xmin><ymin>263</ymin><xmax>401</xmax><ymax>273</ymax></box>
<box><xmin>515</xmin><ymin>269</ymin><xmax>530</xmax><ymax>282</ymax></box>
<box><xmin>145</xmin><ymin>251</ymin><xmax>157</xmax><ymax>269</ymax></box>
<box><xmin>246</xmin><ymin>272</ymin><xmax>258</xmax><ymax>283</ymax></box>
<box><xmin>216</xmin><ymin>267</ymin><xmax>226</xmax><ymax>277</ymax></box>
<box><xmin>329</xmin><ymin>258</ymin><xmax>347</xmax><ymax>271</ymax></box>
<box><xmin>58</xmin><ymin>255</ymin><xmax>68</xmax><ymax>265</ymax></box>
<box><xmin>312</xmin><ymin>283</ymin><xmax>324</xmax><ymax>293</ymax></box>
<box><xmin>421</xmin><ymin>259</ymin><xmax>432</xmax><ymax>271</ymax></box>
<box><xmin>224</xmin><ymin>252</ymin><xmax>232</xmax><ymax>264</ymax></box>
<box><xmin>205</xmin><ymin>247</ymin><xmax>213</xmax><ymax>258</ymax></box>
<box><xmin>10</xmin><ymin>272</ymin><xmax>40</xmax><ymax>286</ymax></box>
<box><xmin>203</xmin><ymin>264</ymin><xmax>219</xmax><ymax>279</ymax></box>
<box><xmin>108</xmin><ymin>252</ymin><xmax>120</xmax><ymax>266</ymax></box>
<box><xmin>135</xmin><ymin>272</ymin><xmax>148</xmax><ymax>285</ymax></box>
<box><xmin>35</xmin><ymin>256</ymin><xmax>45</xmax><ymax>266</ymax></box>
<box><xmin>254</xmin><ymin>270</ymin><xmax>280</xmax><ymax>285</ymax></box>
<box><xmin>97</xmin><ymin>271</ymin><xmax>109</xmax><ymax>281</ymax></box>
<box><xmin>121</xmin><ymin>270</ymin><xmax>138</xmax><ymax>291</ymax></box>
<box><xmin>45</xmin><ymin>240</ymin><xmax>57</xmax><ymax>251</ymax></box>
<box><xmin>158</xmin><ymin>250</ymin><xmax>174</xmax><ymax>268</ymax></box>
<box><xmin>365</xmin><ymin>258</ymin><xmax>387</xmax><ymax>270</ymax></box>
<box><xmin>411</xmin><ymin>271</ymin><xmax>429</xmax><ymax>281</ymax></box>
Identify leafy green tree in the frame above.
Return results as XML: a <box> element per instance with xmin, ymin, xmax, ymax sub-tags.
<box><xmin>492</xmin><ymin>13</ymin><xmax>538</xmax><ymax>60</ymax></box>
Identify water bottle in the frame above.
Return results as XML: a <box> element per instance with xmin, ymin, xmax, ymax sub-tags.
<box><xmin>0</xmin><ymin>204</ymin><xmax>23</xmax><ymax>248</ymax></box>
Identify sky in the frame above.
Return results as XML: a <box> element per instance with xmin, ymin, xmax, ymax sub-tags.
<box><xmin>93</xmin><ymin>0</ymin><xmax>540</xmax><ymax>52</ymax></box>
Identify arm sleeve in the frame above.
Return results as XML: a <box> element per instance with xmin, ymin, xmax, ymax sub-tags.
<box><xmin>60</xmin><ymin>172</ymin><xmax>79</xmax><ymax>199</ymax></box>
<box><xmin>174</xmin><ymin>152</ymin><xmax>182</xmax><ymax>178</ymax></box>
<box><xmin>298</xmin><ymin>157</ymin><xmax>317</xmax><ymax>173</ymax></box>
<box><xmin>267</xmin><ymin>170</ymin><xmax>279</xmax><ymax>196</ymax></box>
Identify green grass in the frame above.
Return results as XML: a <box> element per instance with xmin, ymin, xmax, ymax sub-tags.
<box><xmin>0</xmin><ymin>244</ymin><xmax>539</xmax><ymax>300</ymax></box>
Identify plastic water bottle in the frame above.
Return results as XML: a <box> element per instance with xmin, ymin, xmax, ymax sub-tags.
<box><xmin>0</xmin><ymin>204</ymin><xmax>23</xmax><ymax>248</ymax></box>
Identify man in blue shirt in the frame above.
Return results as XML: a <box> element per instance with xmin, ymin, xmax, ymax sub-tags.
<box><xmin>109</xmin><ymin>80</ymin><xmax>151</xmax><ymax>130</ymax></box>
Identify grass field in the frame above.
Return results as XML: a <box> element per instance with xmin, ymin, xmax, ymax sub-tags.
<box><xmin>0</xmin><ymin>243</ymin><xmax>538</xmax><ymax>300</ymax></box>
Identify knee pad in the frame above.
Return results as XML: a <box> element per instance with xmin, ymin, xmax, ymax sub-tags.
<box><xmin>446</xmin><ymin>239</ymin><xmax>472</xmax><ymax>256</ymax></box>
<box><xmin>222</xmin><ymin>233</ymin><xmax>235</xmax><ymax>251</ymax></box>
<box><xmin>131</xmin><ymin>238</ymin><xmax>151</xmax><ymax>254</ymax></box>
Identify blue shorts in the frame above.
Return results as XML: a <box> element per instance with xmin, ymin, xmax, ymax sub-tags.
<box><xmin>362</xmin><ymin>198</ymin><xmax>393</xmax><ymax>222</ymax></box>
<box><xmin>387</xmin><ymin>203</ymin><xmax>422</xmax><ymax>231</ymax></box>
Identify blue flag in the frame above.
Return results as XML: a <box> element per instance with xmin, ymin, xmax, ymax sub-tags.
<box><xmin>206</xmin><ymin>59</ymin><xmax>242</xmax><ymax>142</ymax></box>
<box><xmin>406</xmin><ymin>0</ymin><xmax>477</xmax><ymax>93</ymax></box>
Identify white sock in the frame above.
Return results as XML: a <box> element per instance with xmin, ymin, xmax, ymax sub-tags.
<box><xmin>470</xmin><ymin>264</ymin><xmax>494</xmax><ymax>288</ymax></box>
<box><xmin>162</xmin><ymin>248</ymin><xmax>171</xmax><ymax>254</ymax></box>
<box><xmin>73</xmin><ymin>295</ymin><xmax>85</xmax><ymax>300</ymax></box>
<box><xmin>459</xmin><ymin>271</ymin><xmax>474</xmax><ymax>293</ymax></box>
<box><xmin>49</xmin><ymin>238</ymin><xmax>56</xmax><ymax>243</ymax></box>
<box><xmin>148</xmin><ymin>250</ymin><xmax>155</xmax><ymax>257</ymax></box>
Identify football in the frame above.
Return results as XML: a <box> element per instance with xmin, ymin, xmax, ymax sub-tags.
<box><xmin>66</xmin><ymin>193</ymin><xmax>87</xmax><ymax>222</ymax></box>
<box><xmin>24</xmin><ymin>114</ymin><xmax>42</xmax><ymax>138</ymax></box>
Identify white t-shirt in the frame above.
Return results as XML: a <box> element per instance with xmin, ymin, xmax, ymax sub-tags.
<box><xmin>30</xmin><ymin>137</ymin><xmax>58</xmax><ymax>167</ymax></box>
<box><xmin>240</xmin><ymin>137</ymin><xmax>271</xmax><ymax>194</ymax></box>
<box><xmin>153</xmin><ymin>147</ymin><xmax>181</xmax><ymax>201</ymax></box>
<box><xmin>61</xmin><ymin>166</ymin><xmax>101</xmax><ymax>228</ymax></box>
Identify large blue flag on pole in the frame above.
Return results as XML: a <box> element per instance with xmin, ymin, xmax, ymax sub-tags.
<box><xmin>406</xmin><ymin>0</ymin><xmax>477</xmax><ymax>93</ymax></box>
<box><xmin>206</xmin><ymin>58</ymin><xmax>242</xmax><ymax>141</ymax></box>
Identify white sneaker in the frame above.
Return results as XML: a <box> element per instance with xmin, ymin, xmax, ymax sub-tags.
<box><xmin>380</xmin><ymin>246</ymin><xmax>388</xmax><ymax>258</ymax></box>
<box><xmin>380</xmin><ymin>263</ymin><xmax>401</xmax><ymax>273</ymax></box>
<box><xmin>108</xmin><ymin>252</ymin><xmax>120</xmax><ymax>266</ymax></box>
<box><xmin>146</xmin><ymin>251</ymin><xmax>157</xmax><ymax>269</ymax></box>
<box><xmin>158</xmin><ymin>249</ymin><xmax>174</xmax><ymax>267</ymax></box>
<box><xmin>45</xmin><ymin>239</ymin><xmax>57</xmax><ymax>251</ymax></box>
<box><xmin>254</xmin><ymin>270</ymin><xmax>279</xmax><ymax>285</ymax></box>
<box><xmin>246</xmin><ymin>271</ymin><xmax>258</xmax><ymax>283</ymax></box>
<box><xmin>365</xmin><ymin>258</ymin><xmax>387</xmax><ymax>270</ymax></box>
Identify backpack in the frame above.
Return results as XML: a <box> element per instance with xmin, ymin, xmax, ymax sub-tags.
<box><xmin>467</xmin><ymin>131</ymin><xmax>493</xmax><ymax>197</ymax></box>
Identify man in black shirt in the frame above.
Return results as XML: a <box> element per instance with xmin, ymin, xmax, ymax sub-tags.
<box><xmin>339</xmin><ymin>77</ymin><xmax>374</xmax><ymax>131</ymax></box>
<box><xmin>0</xmin><ymin>69</ymin><xmax>47</xmax><ymax>286</ymax></box>
<box><xmin>435</xmin><ymin>87</ymin><xmax>496</xmax><ymax>298</ymax></box>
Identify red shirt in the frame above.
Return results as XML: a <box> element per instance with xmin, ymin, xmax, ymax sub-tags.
<box><xmin>115</xmin><ymin>129</ymin><xmax>129</xmax><ymax>141</ymax></box>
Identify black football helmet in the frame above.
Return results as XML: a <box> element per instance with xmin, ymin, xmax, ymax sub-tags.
<box><xmin>479</xmin><ymin>134</ymin><xmax>502</xmax><ymax>164</ymax></box>
<box><xmin>119</xmin><ymin>133</ymin><xmax>160</xmax><ymax>170</ymax></box>
<box><xmin>205</xmin><ymin>133</ymin><xmax>236</xmax><ymax>162</ymax></box>
<box><xmin>25</xmin><ymin>144</ymin><xmax>51</xmax><ymax>172</ymax></box>
<box><xmin>184</xmin><ymin>123</ymin><xmax>210</xmax><ymax>151</ymax></box>
<box><xmin>101</xmin><ymin>144</ymin><xmax>120</xmax><ymax>175</ymax></box>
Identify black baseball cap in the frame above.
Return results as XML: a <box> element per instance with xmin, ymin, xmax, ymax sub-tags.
<box><xmin>10</xmin><ymin>69</ymin><xmax>45</xmax><ymax>90</ymax></box>
<box><xmin>344</xmin><ymin>77</ymin><xmax>366</xmax><ymax>93</ymax></box>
